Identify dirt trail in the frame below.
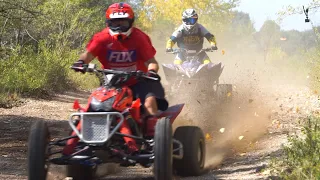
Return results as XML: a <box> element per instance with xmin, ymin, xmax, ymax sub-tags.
<box><xmin>1</xmin><ymin>49</ymin><xmax>319</xmax><ymax>179</ymax></box>
<box><xmin>0</xmin><ymin>81</ymin><xmax>319</xmax><ymax>180</ymax></box>
<box><xmin>0</xmin><ymin>90</ymin><xmax>89</xmax><ymax>180</ymax></box>
<box><xmin>0</xmin><ymin>85</ymin><xmax>318</xmax><ymax>180</ymax></box>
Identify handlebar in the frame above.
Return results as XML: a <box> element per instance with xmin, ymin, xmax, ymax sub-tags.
<box><xmin>70</xmin><ymin>63</ymin><xmax>159</xmax><ymax>81</ymax></box>
<box><xmin>98</xmin><ymin>68</ymin><xmax>159</xmax><ymax>81</ymax></box>
<box><xmin>167</xmin><ymin>48</ymin><xmax>216</xmax><ymax>55</ymax></box>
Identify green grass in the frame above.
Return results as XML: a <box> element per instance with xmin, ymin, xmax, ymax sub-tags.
<box><xmin>0</xmin><ymin>92</ymin><xmax>21</xmax><ymax>108</ymax></box>
<box><xmin>271</xmin><ymin>116</ymin><xmax>320</xmax><ymax>180</ymax></box>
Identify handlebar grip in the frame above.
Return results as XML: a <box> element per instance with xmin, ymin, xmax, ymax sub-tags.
<box><xmin>141</xmin><ymin>75</ymin><xmax>159</xmax><ymax>81</ymax></box>
<box><xmin>202</xmin><ymin>48</ymin><xmax>211</xmax><ymax>51</ymax></box>
<box><xmin>70</xmin><ymin>65</ymin><xmax>87</xmax><ymax>72</ymax></box>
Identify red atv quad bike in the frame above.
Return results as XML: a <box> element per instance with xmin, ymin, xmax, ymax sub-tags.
<box><xmin>27</xmin><ymin>64</ymin><xmax>206</xmax><ymax>180</ymax></box>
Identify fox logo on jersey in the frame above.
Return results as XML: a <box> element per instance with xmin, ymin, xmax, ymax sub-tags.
<box><xmin>107</xmin><ymin>50</ymin><xmax>137</xmax><ymax>63</ymax></box>
<box><xmin>183</xmin><ymin>35</ymin><xmax>200</xmax><ymax>45</ymax></box>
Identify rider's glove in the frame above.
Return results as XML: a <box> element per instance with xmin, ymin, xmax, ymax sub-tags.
<box><xmin>72</xmin><ymin>60</ymin><xmax>86</xmax><ymax>73</ymax></box>
<box><xmin>211</xmin><ymin>45</ymin><xmax>218</xmax><ymax>51</ymax></box>
<box><xmin>166</xmin><ymin>48</ymin><xmax>173</xmax><ymax>53</ymax></box>
<box><xmin>146</xmin><ymin>70</ymin><xmax>161</xmax><ymax>81</ymax></box>
<box><xmin>211</xmin><ymin>45</ymin><xmax>218</xmax><ymax>50</ymax></box>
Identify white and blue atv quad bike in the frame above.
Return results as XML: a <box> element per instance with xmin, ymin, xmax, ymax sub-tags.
<box><xmin>162</xmin><ymin>48</ymin><xmax>232</xmax><ymax>103</ymax></box>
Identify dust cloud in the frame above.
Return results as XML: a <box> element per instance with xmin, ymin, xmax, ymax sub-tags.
<box><xmin>152</xmin><ymin>35</ymin><xmax>310</xmax><ymax>168</ymax></box>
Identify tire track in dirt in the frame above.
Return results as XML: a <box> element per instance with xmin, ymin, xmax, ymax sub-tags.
<box><xmin>1</xmin><ymin>82</ymin><xmax>319</xmax><ymax>180</ymax></box>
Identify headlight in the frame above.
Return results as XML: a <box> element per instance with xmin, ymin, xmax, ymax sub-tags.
<box><xmin>90</xmin><ymin>96</ymin><xmax>115</xmax><ymax>112</ymax></box>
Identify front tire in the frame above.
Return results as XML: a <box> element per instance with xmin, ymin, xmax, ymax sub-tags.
<box><xmin>154</xmin><ymin>117</ymin><xmax>173</xmax><ymax>180</ymax></box>
<box><xmin>173</xmin><ymin>126</ymin><xmax>206</xmax><ymax>176</ymax></box>
<box><xmin>27</xmin><ymin>120</ymin><xmax>50</xmax><ymax>180</ymax></box>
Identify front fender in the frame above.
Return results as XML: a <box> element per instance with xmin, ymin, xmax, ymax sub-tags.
<box><xmin>194</xmin><ymin>62</ymin><xmax>224</xmax><ymax>80</ymax></box>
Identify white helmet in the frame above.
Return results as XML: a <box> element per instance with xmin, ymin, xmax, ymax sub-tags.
<box><xmin>182</xmin><ymin>9</ymin><xmax>198</xmax><ymax>31</ymax></box>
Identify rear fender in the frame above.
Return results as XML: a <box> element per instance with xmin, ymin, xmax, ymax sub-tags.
<box><xmin>157</xmin><ymin>104</ymin><xmax>184</xmax><ymax>124</ymax></box>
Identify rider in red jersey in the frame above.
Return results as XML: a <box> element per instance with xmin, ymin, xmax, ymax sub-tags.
<box><xmin>72</xmin><ymin>2</ymin><xmax>168</xmax><ymax>154</ymax></box>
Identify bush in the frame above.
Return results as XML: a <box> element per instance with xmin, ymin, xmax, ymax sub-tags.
<box><xmin>308</xmin><ymin>48</ymin><xmax>320</xmax><ymax>91</ymax></box>
<box><xmin>0</xmin><ymin>92</ymin><xmax>21</xmax><ymax>108</ymax></box>
<box><xmin>0</xmin><ymin>42</ymin><xmax>99</xmax><ymax>105</ymax></box>
<box><xmin>1</xmin><ymin>43</ymin><xmax>70</xmax><ymax>94</ymax></box>
<box><xmin>271</xmin><ymin>116</ymin><xmax>320</xmax><ymax>180</ymax></box>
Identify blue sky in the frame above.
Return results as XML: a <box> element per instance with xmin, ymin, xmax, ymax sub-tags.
<box><xmin>236</xmin><ymin>0</ymin><xmax>320</xmax><ymax>31</ymax></box>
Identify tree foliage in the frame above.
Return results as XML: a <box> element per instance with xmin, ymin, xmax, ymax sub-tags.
<box><xmin>277</xmin><ymin>0</ymin><xmax>320</xmax><ymax>44</ymax></box>
<box><xmin>254</xmin><ymin>20</ymin><xmax>281</xmax><ymax>61</ymax></box>
<box><xmin>277</xmin><ymin>0</ymin><xmax>320</xmax><ymax>18</ymax></box>
<box><xmin>0</xmin><ymin>0</ymin><xmax>319</xmax><ymax>105</ymax></box>
<box><xmin>141</xmin><ymin>0</ymin><xmax>239</xmax><ymax>38</ymax></box>
<box><xmin>277</xmin><ymin>1</ymin><xmax>320</xmax><ymax>90</ymax></box>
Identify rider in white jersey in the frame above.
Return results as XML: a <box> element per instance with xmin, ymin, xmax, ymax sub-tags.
<box><xmin>166</xmin><ymin>9</ymin><xmax>218</xmax><ymax>65</ymax></box>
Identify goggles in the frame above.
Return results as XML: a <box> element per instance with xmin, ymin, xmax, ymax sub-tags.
<box><xmin>183</xmin><ymin>17</ymin><xmax>197</xmax><ymax>25</ymax></box>
<box><xmin>108</xmin><ymin>18</ymin><xmax>130</xmax><ymax>32</ymax></box>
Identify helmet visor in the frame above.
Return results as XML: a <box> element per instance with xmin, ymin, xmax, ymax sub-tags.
<box><xmin>183</xmin><ymin>18</ymin><xmax>197</xmax><ymax>25</ymax></box>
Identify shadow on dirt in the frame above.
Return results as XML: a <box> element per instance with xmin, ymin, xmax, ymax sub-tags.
<box><xmin>52</xmin><ymin>90</ymin><xmax>91</xmax><ymax>104</ymax></box>
<box><xmin>0</xmin><ymin>115</ymin><xmax>69</xmax><ymax>177</ymax></box>
<box><xmin>0</xmin><ymin>115</ymin><xmax>155</xmax><ymax>180</ymax></box>
<box><xmin>212</xmin><ymin>149</ymin><xmax>283</xmax><ymax>176</ymax></box>
<box><xmin>100</xmin><ymin>175</ymin><xmax>154</xmax><ymax>180</ymax></box>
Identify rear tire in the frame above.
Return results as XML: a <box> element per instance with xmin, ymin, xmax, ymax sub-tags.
<box><xmin>27</xmin><ymin>120</ymin><xmax>50</xmax><ymax>180</ymax></box>
<box><xmin>173</xmin><ymin>126</ymin><xmax>206</xmax><ymax>176</ymax></box>
<box><xmin>153</xmin><ymin>117</ymin><xmax>173</xmax><ymax>180</ymax></box>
